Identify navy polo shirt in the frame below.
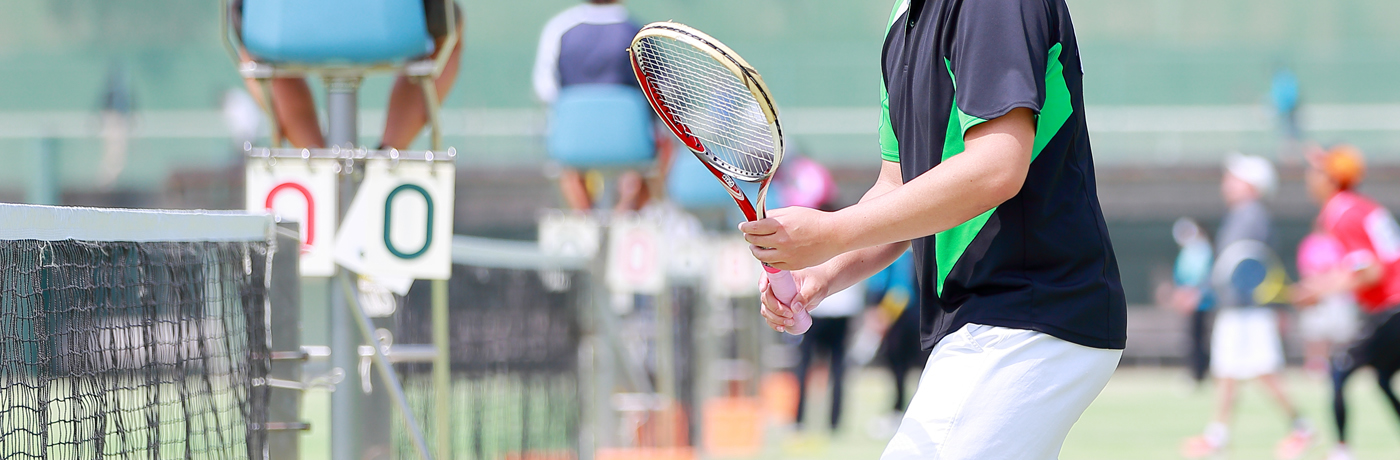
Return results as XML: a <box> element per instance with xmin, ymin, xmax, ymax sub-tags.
<box><xmin>878</xmin><ymin>0</ymin><xmax>1126</xmax><ymax>350</ymax></box>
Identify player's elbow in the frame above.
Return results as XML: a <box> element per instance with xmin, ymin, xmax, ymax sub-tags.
<box><xmin>983</xmin><ymin>163</ymin><xmax>1029</xmax><ymax>205</ymax></box>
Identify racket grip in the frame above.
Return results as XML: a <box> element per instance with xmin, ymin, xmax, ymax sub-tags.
<box><xmin>765</xmin><ymin>267</ymin><xmax>811</xmax><ymax>335</ymax></box>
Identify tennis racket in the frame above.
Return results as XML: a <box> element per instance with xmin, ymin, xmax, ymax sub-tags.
<box><xmin>1213</xmin><ymin>240</ymin><xmax>1291</xmax><ymax>307</ymax></box>
<box><xmin>628</xmin><ymin>21</ymin><xmax>811</xmax><ymax>335</ymax></box>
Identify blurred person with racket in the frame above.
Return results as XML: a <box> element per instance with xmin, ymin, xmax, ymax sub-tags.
<box><xmin>1182</xmin><ymin>153</ymin><xmax>1315</xmax><ymax>460</ymax></box>
<box><xmin>1291</xmin><ymin>145</ymin><xmax>1400</xmax><ymax>460</ymax></box>
<box><xmin>1295</xmin><ymin>232</ymin><xmax>1360</xmax><ymax>377</ymax></box>
<box><xmin>534</xmin><ymin>0</ymin><xmax>660</xmax><ymax>212</ymax></box>
<box><xmin>736</xmin><ymin>0</ymin><xmax>1127</xmax><ymax>457</ymax></box>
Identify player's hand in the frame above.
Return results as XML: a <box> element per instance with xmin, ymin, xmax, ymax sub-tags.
<box><xmin>740</xmin><ymin>206</ymin><xmax>843</xmax><ymax>271</ymax></box>
<box><xmin>757</xmin><ymin>268</ymin><xmax>827</xmax><ymax>333</ymax></box>
<box><xmin>1290</xmin><ymin>283</ymin><xmax>1320</xmax><ymax>307</ymax></box>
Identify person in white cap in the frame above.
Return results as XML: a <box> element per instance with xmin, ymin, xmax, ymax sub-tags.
<box><xmin>1183</xmin><ymin>153</ymin><xmax>1315</xmax><ymax>459</ymax></box>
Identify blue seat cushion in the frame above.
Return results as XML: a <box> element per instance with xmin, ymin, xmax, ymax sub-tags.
<box><xmin>667</xmin><ymin>156</ymin><xmax>735</xmax><ymax>209</ymax></box>
<box><xmin>547</xmin><ymin>85</ymin><xmax>656</xmax><ymax>168</ymax></box>
<box><xmin>242</xmin><ymin>0</ymin><xmax>434</xmax><ymax>64</ymax></box>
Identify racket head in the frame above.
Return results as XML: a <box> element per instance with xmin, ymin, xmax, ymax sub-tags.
<box><xmin>1213</xmin><ymin>240</ymin><xmax>1290</xmax><ymax>306</ymax></box>
<box><xmin>629</xmin><ymin>22</ymin><xmax>784</xmax><ymax>183</ymax></box>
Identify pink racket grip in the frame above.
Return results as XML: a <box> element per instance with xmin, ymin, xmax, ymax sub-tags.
<box><xmin>764</xmin><ymin>266</ymin><xmax>812</xmax><ymax>335</ymax></box>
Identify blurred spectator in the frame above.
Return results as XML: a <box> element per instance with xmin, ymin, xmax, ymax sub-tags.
<box><xmin>231</xmin><ymin>0</ymin><xmax>464</xmax><ymax>149</ymax></box>
<box><xmin>1183</xmin><ymin>153</ymin><xmax>1315</xmax><ymax>460</ymax></box>
<box><xmin>1291</xmin><ymin>144</ymin><xmax>1400</xmax><ymax>460</ymax></box>
<box><xmin>97</xmin><ymin>62</ymin><xmax>134</xmax><ymax>189</ymax></box>
<box><xmin>222</xmin><ymin>88</ymin><xmax>266</xmax><ymax>150</ymax></box>
<box><xmin>793</xmin><ymin>195</ymin><xmax>858</xmax><ymax>433</ymax></box>
<box><xmin>1157</xmin><ymin>217</ymin><xmax>1215</xmax><ymax>386</ymax></box>
<box><xmin>533</xmin><ymin>0</ymin><xmax>656</xmax><ymax>212</ymax></box>
<box><xmin>776</xmin><ymin>155</ymin><xmax>837</xmax><ymax>210</ymax></box>
<box><xmin>856</xmin><ymin>249</ymin><xmax>925</xmax><ymax>439</ymax></box>
<box><xmin>1294</xmin><ymin>232</ymin><xmax>1359</xmax><ymax>376</ymax></box>
<box><xmin>1271</xmin><ymin>66</ymin><xmax>1302</xmax><ymax>159</ymax></box>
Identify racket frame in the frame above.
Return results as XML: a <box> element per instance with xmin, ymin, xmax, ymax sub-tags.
<box><xmin>628</xmin><ymin>21</ymin><xmax>785</xmax><ymax>222</ymax></box>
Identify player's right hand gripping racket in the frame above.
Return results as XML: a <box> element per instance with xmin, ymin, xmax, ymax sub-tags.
<box><xmin>628</xmin><ymin>21</ymin><xmax>811</xmax><ymax>334</ymax></box>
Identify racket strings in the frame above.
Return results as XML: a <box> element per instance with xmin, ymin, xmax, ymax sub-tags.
<box><xmin>634</xmin><ymin>36</ymin><xmax>777</xmax><ymax>179</ymax></box>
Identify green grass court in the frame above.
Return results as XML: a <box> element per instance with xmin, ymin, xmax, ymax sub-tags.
<box><xmin>291</xmin><ymin>367</ymin><xmax>1400</xmax><ymax>459</ymax></box>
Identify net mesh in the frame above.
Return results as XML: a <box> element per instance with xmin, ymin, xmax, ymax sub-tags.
<box><xmin>394</xmin><ymin>265</ymin><xmax>583</xmax><ymax>460</ymax></box>
<box><xmin>0</xmin><ymin>239</ymin><xmax>271</xmax><ymax>460</ymax></box>
<box><xmin>633</xmin><ymin>33</ymin><xmax>778</xmax><ymax>180</ymax></box>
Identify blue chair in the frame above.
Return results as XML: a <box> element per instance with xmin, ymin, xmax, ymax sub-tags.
<box><xmin>666</xmin><ymin>156</ymin><xmax>734</xmax><ymax>210</ymax></box>
<box><xmin>547</xmin><ymin>84</ymin><xmax>656</xmax><ymax>169</ymax></box>
<box><xmin>240</xmin><ymin>0</ymin><xmax>434</xmax><ymax>65</ymax></box>
<box><xmin>221</xmin><ymin>0</ymin><xmax>458</xmax><ymax>148</ymax></box>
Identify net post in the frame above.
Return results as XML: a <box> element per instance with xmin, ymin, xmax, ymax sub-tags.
<box><xmin>268</xmin><ymin>220</ymin><xmax>304</xmax><ymax>460</ymax></box>
<box><xmin>432</xmin><ymin>279</ymin><xmax>450</xmax><ymax>460</ymax></box>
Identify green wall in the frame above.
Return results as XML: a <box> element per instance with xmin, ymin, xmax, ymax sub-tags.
<box><xmin>3</xmin><ymin>0</ymin><xmax>1400</xmax><ymax>193</ymax></box>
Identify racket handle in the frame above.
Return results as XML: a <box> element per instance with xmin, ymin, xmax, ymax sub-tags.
<box><xmin>765</xmin><ymin>267</ymin><xmax>811</xmax><ymax>335</ymax></box>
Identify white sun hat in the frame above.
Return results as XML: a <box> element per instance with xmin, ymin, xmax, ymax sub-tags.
<box><xmin>1224</xmin><ymin>152</ymin><xmax>1278</xmax><ymax>198</ymax></box>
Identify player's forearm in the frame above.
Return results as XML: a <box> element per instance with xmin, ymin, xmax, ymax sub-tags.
<box><xmin>809</xmin><ymin>161</ymin><xmax>911</xmax><ymax>294</ymax></box>
<box><xmin>814</xmin><ymin>239</ymin><xmax>910</xmax><ymax>296</ymax></box>
<box><xmin>827</xmin><ymin>109</ymin><xmax>1033</xmax><ymax>254</ymax></box>
<box><xmin>831</xmin><ymin>146</ymin><xmax>1028</xmax><ymax>254</ymax></box>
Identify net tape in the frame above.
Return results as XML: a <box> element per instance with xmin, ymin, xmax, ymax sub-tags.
<box><xmin>633</xmin><ymin>34</ymin><xmax>778</xmax><ymax>180</ymax></box>
<box><xmin>0</xmin><ymin>238</ymin><xmax>271</xmax><ymax>460</ymax></box>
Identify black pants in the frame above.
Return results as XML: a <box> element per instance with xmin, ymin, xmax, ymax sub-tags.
<box><xmin>795</xmin><ymin>316</ymin><xmax>850</xmax><ymax>431</ymax></box>
<box><xmin>1188</xmin><ymin>308</ymin><xmax>1213</xmax><ymax>384</ymax></box>
<box><xmin>1330</xmin><ymin>310</ymin><xmax>1400</xmax><ymax>443</ymax></box>
<box><xmin>882</xmin><ymin>305</ymin><xmax>931</xmax><ymax>413</ymax></box>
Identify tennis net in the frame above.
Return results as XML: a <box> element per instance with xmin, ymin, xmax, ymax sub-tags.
<box><xmin>0</xmin><ymin>204</ymin><xmax>273</xmax><ymax>460</ymax></box>
<box><xmin>393</xmin><ymin>236</ymin><xmax>586</xmax><ymax>460</ymax></box>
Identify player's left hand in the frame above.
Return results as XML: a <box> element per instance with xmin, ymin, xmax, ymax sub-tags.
<box><xmin>740</xmin><ymin>206</ymin><xmax>842</xmax><ymax>271</ymax></box>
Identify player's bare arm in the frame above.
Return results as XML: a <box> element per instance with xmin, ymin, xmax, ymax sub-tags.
<box><xmin>1293</xmin><ymin>262</ymin><xmax>1384</xmax><ymax>306</ymax></box>
<box><xmin>747</xmin><ymin>107</ymin><xmax>1036</xmax><ymax>331</ymax></box>
<box><xmin>743</xmin><ymin>107</ymin><xmax>1035</xmax><ymax>270</ymax></box>
<box><xmin>755</xmin><ymin>160</ymin><xmax>908</xmax><ymax>331</ymax></box>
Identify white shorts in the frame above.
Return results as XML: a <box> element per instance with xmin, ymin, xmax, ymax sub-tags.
<box><xmin>1210</xmin><ymin>307</ymin><xmax>1284</xmax><ymax>380</ymax></box>
<box><xmin>880</xmin><ymin>323</ymin><xmax>1122</xmax><ymax>460</ymax></box>
<box><xmin>1299</xmin><ymin>294</ymin><xmax>1360</xmax><ymax>344</ymax></box>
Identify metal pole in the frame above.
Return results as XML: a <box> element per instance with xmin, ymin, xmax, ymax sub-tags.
<box><xmin>426</xmin><ymin>79</ymin><xmax>451</xmax><ymax>460</ymax></box>
<box><xmin>268</xmin><ymin>221</ymin><xmax>305</xmax><ymax>459</ymax></box>
<box><xmin>655</xmin><ymin>287</ymin><xmax>676</xmax><ymax>448</ymax></box>
<box><xmin>431</xmin><ymin>279</ymin><xmax>450</xmax><ymax>460</ymax></box>
<box><xmin>339</xmin><ymin>273</ymin><xmax>434</xmax><ymax>460</ymax></box>
<box><xmin>28</xmin><ymin>138</ymin><xmax>58</xmax><ymax>205</ymax></box>
<box><xmin>325</xmin><ymin>75</ymin><xmax>386</xmax><ymax>460</ymax></box>
<box><xmin>325</xmin><ymin>77</ymin><xmax>361</xmax><ymax>148</ymax></box>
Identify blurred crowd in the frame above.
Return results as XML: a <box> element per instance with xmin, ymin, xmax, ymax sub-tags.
<box><xmin>1160</xmin><ymin>145</ymin><xmax>1400</xmax><ymax>460</ymax></box>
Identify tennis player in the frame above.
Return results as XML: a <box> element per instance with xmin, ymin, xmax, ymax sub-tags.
<box><xmin>1182</xmin><ymin>154</ymin><xmax>1314</xmax><ymax>460</ymax></box>
<box><xmin>739</xmin><ymin>0</ymin><xmax>1125</xmax><ymax>457</ymax></box>
<box><xmin>1292</xmin><ymin>145</ymin><xmax>1400</xmax><ymax>460</ymax></box>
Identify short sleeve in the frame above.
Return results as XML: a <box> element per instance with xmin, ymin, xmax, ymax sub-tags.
<box><xmin>879</xmin><ymin>83</ymin><xmax>899</xmax><ymax>161</ymax></box>
<box><xmin>878</xmin><ymin>0</ymin><xmax>907</xmax><ymax>162</ymax></box>
<box><xmin>948</xmin><ymin>0</ymin><xmax>1053</xmax><ymax>132</ymax></box>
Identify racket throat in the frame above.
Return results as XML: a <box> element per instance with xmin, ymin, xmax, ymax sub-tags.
<box><xmin>710</xmin><ymin>168</ymin><xmax>759</xmax><ymax>221</ymax></box>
